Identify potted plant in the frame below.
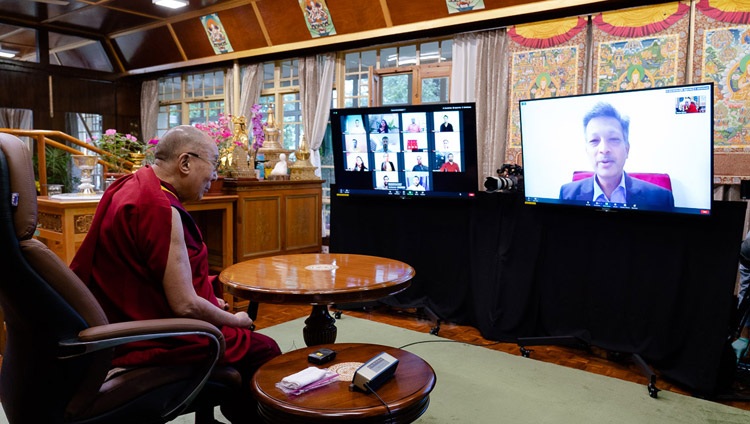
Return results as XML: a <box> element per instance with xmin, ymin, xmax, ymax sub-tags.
<box><xmin>34</xmin><ymin>146</ymin><xmax>75</xmax><ymax>194</ymax></box>
<box><xmin>89</xmin><ymin>129</ymin><xmax>146</xmax><ymax>173</ymax></box>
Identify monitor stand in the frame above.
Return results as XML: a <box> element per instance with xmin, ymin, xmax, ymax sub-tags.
<box><xmin>517</xmin><ymin>335</ymin><xmax>660</xmax><ymax>398</ymax></box>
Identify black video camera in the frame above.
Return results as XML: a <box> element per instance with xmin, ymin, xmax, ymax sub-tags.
<box><xmin>484</xmin><ymin>164</ymin><xmax>524</xmax><ymax>192</ymax></box>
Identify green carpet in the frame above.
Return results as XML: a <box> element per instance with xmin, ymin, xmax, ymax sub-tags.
<box><xmin>250</xmin><ymin>316</ymin><xmax>750</xmax><ymax>424</ymax></box>
<box><xmin>6</xmin><ymin>316</ymin><xmax>746</xmax><ymax>423</ymax></box>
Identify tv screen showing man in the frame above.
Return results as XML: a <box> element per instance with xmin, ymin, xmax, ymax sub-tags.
<box><xmin>558</xmin><ymin>102</ymin><xmax>674</xmax><ymax>211</ymax></box>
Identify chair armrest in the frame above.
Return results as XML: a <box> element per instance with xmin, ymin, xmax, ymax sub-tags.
<box><xmin>60</xmin><ymin>318</ymin><xmax>227</xmax><ymax>420</ymax></box>
<box><xmin>58</xmin><ymin>318</ymin><xmax>224</xmax><ymax>359</ymax></box>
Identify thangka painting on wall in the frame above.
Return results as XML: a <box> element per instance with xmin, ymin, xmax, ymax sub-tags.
<box><xmin>591</xmin><ymin>2</ymin><xmax>689</xmax><ymax>94</ymax></box>
<box><xmin>506</xmin><ymin>17</ymin><xmax>587</xmax><ymax>162</ymax></box>
<box><xmin>299</xmin><ymin>0</ymin><xmax>336</xmax><ymax>38</ymax></box>
<box><xmin>693</xmin><ymin>1</ymin><xmax>750</xmax><ymax>150</ymax></box>
<box><xmin>446</xmin><ymin>0</ymin><xmax>485</xmax><ymax>14</ymax></box>
<box><xmin>200</xmin><ymin>14</ymin><xmax>233</xmax><ymax>55</ymax></box>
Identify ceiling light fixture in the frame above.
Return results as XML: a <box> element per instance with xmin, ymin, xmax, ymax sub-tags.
<box><xmin>152</xmin><ymin>0</ymin><xmax>189</xmax><ymax>9</ymax></box>
<box><xmin>0</xmin><ymin>47</ymin><xmax>19</xmax><ymax>59</ymax></box>
<box><xmin>27</xmin><ymin>0</ymin><xmax>71</xmax><ymax>5</ymax></box>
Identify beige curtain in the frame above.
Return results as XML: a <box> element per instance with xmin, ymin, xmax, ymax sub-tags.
<box><xmin>299</xmin><ymin>53</ymin><xmax>335</xmax><ymax>175</ymax></box>
<box><xmin>239</xmin><ymin>63</ymin><xmax>264</xmax><ymax>119</ymax></box>
<box><xmin>0</xmin><ymin>108</ymin><xmax>34</xmax><ymax>150</ymax></box>
<box><xmin>474</xmin><ymin>29</ymin><xmax>509</xmax><ymax>184</ymax></box>
<box><xmin>224</xmin><ymin>68</ymin><xmax>235</xmax><ymax>117</ymax></box>
<box><xmin>140</xmin><ymin>80</ymin><xmax>158</xmax><ymax>140</ymax></box>
<box><xmin>451</xmin><ymin>32</ymin><xmax>479</xmax><ymax>102</ymax></box>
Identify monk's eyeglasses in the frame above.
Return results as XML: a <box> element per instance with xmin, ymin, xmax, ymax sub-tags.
<box><xmin>185</xmin><ymin>152</ymin><xmax>219</xmax><ymax>171</ymax></box>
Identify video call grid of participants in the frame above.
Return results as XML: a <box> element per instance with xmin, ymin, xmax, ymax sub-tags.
<box><xmin>340</xmin><ymin>111</ymin><xmax>465</xmax><ymax>174</ymax></box>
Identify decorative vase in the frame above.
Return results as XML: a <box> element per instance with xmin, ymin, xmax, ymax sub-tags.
<box><xmin>71</xmin><ymin>155</ymin><xmax>98</xmax><ymax>195</ymax></box>
<box><xmin>129</xmin><ymin>152</ymin><xmax>146</xmax><ymax>171</ymax></box>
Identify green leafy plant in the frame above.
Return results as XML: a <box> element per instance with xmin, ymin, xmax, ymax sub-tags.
<box><xmin>33</xmin><ymin>147</ymin><xmax>74</xmax><ymax>193</ymax></box>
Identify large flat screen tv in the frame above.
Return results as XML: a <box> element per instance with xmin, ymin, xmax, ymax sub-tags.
<box><xmin>519</xmin><ymin>83</ymin><xmax>713</xmax><ymax>216</ymax></box>
<box><xmin>331</xmin><ymin>103</ymin><xmax>478</xmax><ymax>199</ymax></box>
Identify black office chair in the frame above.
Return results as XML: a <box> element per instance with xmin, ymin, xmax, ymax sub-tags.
<box><xmin>0</xmin><ymin>132</ymin><xmax>240</xmax><ymax>423</ymax></box>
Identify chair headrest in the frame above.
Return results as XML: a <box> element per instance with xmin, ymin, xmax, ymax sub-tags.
<box><xmin>0</xmin><ymin>133</ymin><xmax>38</xmax><ymax>241</ymax></box>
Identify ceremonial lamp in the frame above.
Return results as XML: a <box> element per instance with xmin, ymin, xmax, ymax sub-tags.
<box><xmin>71</xmin><ymin>155</ymin><xmax>98</xmax><ymax>195</ymax></box>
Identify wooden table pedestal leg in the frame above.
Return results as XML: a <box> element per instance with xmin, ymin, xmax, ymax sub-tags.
<box><xmin>303</xmin><ymin>305</ymin><xmax>337</xmax><ymax>346</ymax></box>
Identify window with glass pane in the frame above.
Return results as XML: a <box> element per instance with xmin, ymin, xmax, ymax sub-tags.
<box><xmin>420</xmin><ymin>42</ymin><xmax>440</xmax><ymax>64</ymax></box>
<box><xmin>186</xmin><ymin>70</ymin><xmax>224</xmax><ymax>98</ymax></box>
<box><xmin>398</xmin><ymin>45</ymin><xmax>417</xmax><ymax>66</ymax></box>
<box><xmin>159</xmin><ymin>76</ymin><xmax>181</xmax><ymax>102</ymax></box>
<box><xmin>343</xmin><ymin>50</ymin><xmax>375</xmax><ymax>108</ymax></box>
<box><xmin>71</xmin><ymin>113</ymin><xmax>102</xmax><ymax>141</ymax></box>
<box><xmin>282</xmin><ymin>92</ymin><xmax>302</xmax><ymax>150</ymax></box>
<box><xmin>157</xmin><ymin>104</ymin><xmax>181</xmax><ymax>137</ymax></box>
<box><xmin>441</xmin><ymin>39</ymin><xmax>453</xmax><ymax>62</ymax></box>
<box><xmin>280</xmin><ymin>60</ymin><xmax>299</xmax><ymax>88</ymax></box>
<box><xmin>263</xmin><ymin>63</ymin><xmax>275</xmax><ymax>90</ymax></box>
<box><xmin>422</xmin><ymin>77</ymin><xmax>449</xmax><ymax>103</ymax></box>
<box><xmin>380</xmin><ymin>47</ymin><xmax>397</xmax><ymax>69</ymax></box>
<box><xmin>382</xmin><ymin>74</ymin><xmax>412</xmax><ymax>105</ymax></box>
<box><xmin>188</xmin><ymin>101</ymin><xmax>224</xmax><ymax>126</ymax></box>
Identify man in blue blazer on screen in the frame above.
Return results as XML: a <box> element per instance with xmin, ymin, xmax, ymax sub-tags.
<box><xmin>559</xmin><ymin>102</ymin><xmax>674</xmax><ymax>211</ymax></box>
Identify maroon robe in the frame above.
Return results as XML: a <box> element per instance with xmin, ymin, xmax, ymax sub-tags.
<box><xmin>71</xmin><ymin>166</ymin><xmax>252</xmax><ymax>366</ymax></box>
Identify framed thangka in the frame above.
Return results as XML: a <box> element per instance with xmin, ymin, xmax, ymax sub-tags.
<box><xmin>699</xmin><ymin>26</ymin><xmax>750</xmax><ymax>148</ymax></box>
<box><xmin>507</xmin><ymin>17</ymin><xmax>587</xmax><ymax>162</ymax></box>
<box><xmin>693</xmin><ymin>0</ymin><xmax>750</xmax><ymax>150</ymax></box>
<box><xmin>299</xmin><ymin>0</ymin><xmax>336</xmax><ymax>38</ymax></box>
<box><xmin>595</xmin><ymin>36</ymin><xmax>681</xmax><ymax>92</ymax></box>
<box><xmin>591</xmin><ymin>3</ymin><xmax>689</xmax><ymax>93</ymax></box>
<box><xmin>446</xmin><ymin>0</ymin><xmax>485</xmax><ymax>14</ymax></box>
<box><xmin>200</xmin><ymin>14</ymin><xmax>233</xmax><ymax>55</ymax></box>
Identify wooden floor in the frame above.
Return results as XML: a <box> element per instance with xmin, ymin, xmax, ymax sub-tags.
<box><xmin>252</xmin><ymin>302</ymin><xmax>750</xmax><ymax>412</ymax></box>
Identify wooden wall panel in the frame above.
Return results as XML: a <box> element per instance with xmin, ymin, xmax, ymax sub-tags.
<box><xmin>0</xmin><ymin>67</ymin><xmax>47</xmax><ymax>111</ymax></box>
<box><xmin>205</xmin><ymin>5</ymin><xmax>267</xmax><ymax>53</ymax></box>
<box><xmin>53</xmin><ymin>77</ymin><xmax>115</xmax><ymax>116</ymax></box>
<box><xmin>255</xmin><ymin>0</ymin><xmax>311</xmax><ymax>46</ymax></box>
<box><xmin>172</xmin><ymin>17</ymin><xmax>217</xmax><ymax>60</ymax></box>
<box><xmin>385</xmin><ymin>0</ymin><xmax>450</xmax><ymax>26</ymax></box>
<box><xmin>326</xmin><ymin>0</ymin><xmax>387</xmax><ymax>34</ymax></box>
<box><xmin>113</xmin><ymin>26</ymin><xmax>184</xmax><ymax>71</ymax></box>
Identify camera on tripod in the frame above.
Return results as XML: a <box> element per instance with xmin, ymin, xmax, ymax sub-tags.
<box><xmin>484</xmin><ymin>163</ymin><xmax>523</xmax><ymax>192</ymax></box>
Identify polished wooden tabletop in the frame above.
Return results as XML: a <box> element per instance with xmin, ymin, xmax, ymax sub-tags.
<box><xmin>219</xmin><ymin>253</ymin><xmax>415</xmax><ymax>305</ymax></box>
<box><xmin>252</xmin><ymin>343</ymin><xmax>435</xmax><ymax>423</ymax></box>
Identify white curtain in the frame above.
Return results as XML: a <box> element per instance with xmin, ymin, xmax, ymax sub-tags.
<box><xmin>0</xmin><ymin>108</ymin><xmax>33</xmax><ymax>150</ymax></box>
<box><xmin>140</xmin><ymin>80</ymin><xmax>159</xmax><ymax>141</ymax></box>
<box><xmin>239</xmin><ymin>63</ymin><xmax>264</xmax><ymax>119</ymax></box>
<box><xmin>299</xmin><ymin>53</ymin><xmax>335</xmax><ymax>175</ymax></box>
<box><xmin>473</xmin><ymin>29</ymin><xmax>509</xmax><ymax>183</ymax></box>
<box><xmin>451</xmin><ymin>33</ymin><xmax>480</xmax><ymax>102</ymax></box>
<box><xmin>224</xmin><ymin>69</ymin><xmax>235</xmax><ymax>117</ymax></box>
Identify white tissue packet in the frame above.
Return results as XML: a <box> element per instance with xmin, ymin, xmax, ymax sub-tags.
<box><xmin>276</xmin><ymin>366</ymin><xmax>339</xmax><ymax>396</ymax></box>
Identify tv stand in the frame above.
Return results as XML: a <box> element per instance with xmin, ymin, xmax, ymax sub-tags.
<box><xmin>517</xmin><ymin>335</ymin><xmax>660</xmax><ymax>398</ymax></box>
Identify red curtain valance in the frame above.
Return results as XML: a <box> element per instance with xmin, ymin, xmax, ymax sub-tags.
<box><xmin>696</xmin><ymin>0</ymin><xmax>750</xmax><ymax>24</ymax></box>
<box><xmin>593</xmin><ymin>2</ymin><xmax>689</xmax><ymax>37</ymax></box>
<box><xmin>508</xmin><ymin>16</ymin><xmax>586</xmax><ymax>48</ymax></box>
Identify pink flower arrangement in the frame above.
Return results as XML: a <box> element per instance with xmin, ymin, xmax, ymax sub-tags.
<box><xmin>90</xmin><ymin>129</ymin><xmax>145</xmax><ymax>170</ymax></box>
<box><xmin>194</xmin><ymin>113</ymin><xmax>236</xmax><ymax>152</ymax></box>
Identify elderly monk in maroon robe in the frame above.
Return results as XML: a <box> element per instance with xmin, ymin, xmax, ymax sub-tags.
<box><xmin>71</xmin><ymin>125</ymin><xmax>280</xmax><ymax>422</ymax></box>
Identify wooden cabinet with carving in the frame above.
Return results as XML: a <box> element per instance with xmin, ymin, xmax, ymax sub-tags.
<box><xmin>224</xmin><ymin>179</ymin><xmax>323</xmax><ymax>262</ymax></box>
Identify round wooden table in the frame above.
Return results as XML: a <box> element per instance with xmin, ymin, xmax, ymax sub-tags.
<box><xmin>252</xmin><ymin>343</ymin><xmax>435</xmax><ymax>423</ymax></box>
<box><xmin>219</xmin><ymin>253</ymin><xmax>415</xmax><ymax>346</ymax></box>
